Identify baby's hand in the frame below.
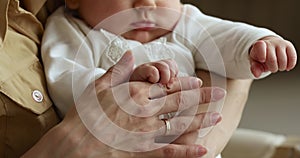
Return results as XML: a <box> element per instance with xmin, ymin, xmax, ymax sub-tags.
<box><xmin>249</xmin><ymin>36</ymin><xmax>297</xmax><ymax>78</ymax></box>
<box><xmin>130</xmin><ymin>59</ymin><xmax>178</xmax><ymax>84</ymax></box>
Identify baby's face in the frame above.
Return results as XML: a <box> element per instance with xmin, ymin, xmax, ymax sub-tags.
<box><xmin>66</xmin><ymin>0</ymin><xmax>182</xmax><ymax>43</ymax></box>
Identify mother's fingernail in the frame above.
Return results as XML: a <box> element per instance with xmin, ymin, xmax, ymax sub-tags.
<box><xmin>212</xmin><ymin>87</ymin><xmax>226</xmax><ymax>101</ymax></box>
<box><xmin>211</xmin><ymin>112</ymin><xmax>222</xmax><ymax>125</ymax></box>
<box><xmin>189</xmin><ymin>78</ymin><xmax>202</xmax><ymax>89</ymax></box>
<box><xmin>196</xmin><ymin>146</ymin><xmax>207</xmax><ymax>156</ymax></box>
<box><xmin>119</xmin><ymin>51</ymin><xmax>133</xmax><ymax>64</ymax></box>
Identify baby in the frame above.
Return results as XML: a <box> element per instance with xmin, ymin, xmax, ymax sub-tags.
<box><xmin>42</xmin><ymin>0</ymin><xmax>297</xmax><ymax>117</ymax></box>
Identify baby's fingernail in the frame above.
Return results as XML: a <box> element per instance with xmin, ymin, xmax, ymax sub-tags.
<box><xmin>212</xmin><ymin>87</ymin><xmax>226</xmax><ymax>101</ymax></box>
<box><xmin>166</xmin><ymin>78</ymin><xmax>174</xmax><ymax>89</ymax></box>
<box><xmin>196</xmin><ymin>146</ymin><xmax>207</xmax><ymax>157</ymax></box>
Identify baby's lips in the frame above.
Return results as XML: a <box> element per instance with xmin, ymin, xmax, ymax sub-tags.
<box><xmin>131</xmin><ymin>21</ymin><xmax>156</xmax><ymax>29</ymax></box>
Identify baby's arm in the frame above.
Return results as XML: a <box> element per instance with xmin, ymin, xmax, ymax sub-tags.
<box><xmin>130</xmin><ymin>59</ymin><xmax>178</xmax><ymax>85</ymax></box>
<box><xmin>250</xmin><ymin>36</ymin><xmax>297</xmax><ymax>78</ymax></box>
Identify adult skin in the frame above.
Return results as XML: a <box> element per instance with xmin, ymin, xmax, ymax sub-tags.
<box><xmin>23</xmin><ymin>52</ymin><xmax>252</xmax><ymax>158</ymax></box>
<box><xmin>3</xmin><ymin>0</ymin><xmax>252</xmax><ymax>157</ymax></box>
<box><xmin>195</xmin><ymin>70</ymin><xmax>253</xmax><ymax>157</ymax></box>
<box><xmin>23</xmin><ymin>52</ymin><xmax>226</xmax><ymax>158</ymax></box>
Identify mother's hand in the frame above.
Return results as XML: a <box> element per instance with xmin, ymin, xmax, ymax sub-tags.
<box><xmin>23</xmin><ymin>52</ymin><xmax>224</xmax><ymax>158</ymax></box>
<box><xmin>75</xmin><ymin>52</ymin><xmax>224</xmax><ymax>154</ymax></box>
<box><xmin>80</xmin><ymin>80</ymin><xmax>223</xmax><ymax>151</ymax></box>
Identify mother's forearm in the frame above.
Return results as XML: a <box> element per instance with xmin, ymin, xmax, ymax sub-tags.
<box><xmin>195</xmin><ymin>70</ymin><xmax>253</xmax><ymax>157</ymax></box>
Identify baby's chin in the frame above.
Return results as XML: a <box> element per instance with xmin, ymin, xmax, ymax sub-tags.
<box><xmin>122</xmin><ymin>28</ymin><xmax>171</xmax><ymax>43</ymax></box>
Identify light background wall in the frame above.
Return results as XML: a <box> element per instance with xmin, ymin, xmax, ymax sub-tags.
<box><xmin>182</xmin><ymin>0</ymin><xmax>300</xmax><ymax>135</ymax></box>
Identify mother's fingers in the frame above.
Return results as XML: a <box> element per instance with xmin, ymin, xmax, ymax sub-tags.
<box><xmin>165</xmin><ymin>77</ymin><xmax>203</xmax><ymax>94</ymax></box>
<box><xmin>95</xmin><ymin>51</ymin><xmax>134</xmax><ymax>91</ymax></box>
<box><xmin>172</xmin><ymin>131</ymin><xmax>199</xmax><ymax>145</ymax></box>
<box><xmin>156</xmin><ymin>112</ymin><xmax>222</xmax><ymax>137</ymax></box>
<box><xmin>153</xmin><ymin>87</ymin><xmax>226</xmax><ymax>115</ymax></box>
<box><xmin>138</xmin><ymin>144</ymin><xmax>207</xmax><ymax>158</ymax></box>
<box><xmin>149</xmin><ymin>77</ymin><xmax>202</xmax><ymax>99</ymax></box>
<box><xmin>111</xmin><ymin>81</ymin><xmax>225</xmax><ymax>118</ymax></box>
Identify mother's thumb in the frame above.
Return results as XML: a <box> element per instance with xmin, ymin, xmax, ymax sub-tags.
<box><xmin>95</xmin><ymin>51</ymin><xmax>135</xmax><ymax>90</ymax></box>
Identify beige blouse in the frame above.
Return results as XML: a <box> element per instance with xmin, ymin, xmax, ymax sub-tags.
<box><xmin>0</xmin><ymin>0</ymin><xmax>60</xmax><ymax>157</ymax></box>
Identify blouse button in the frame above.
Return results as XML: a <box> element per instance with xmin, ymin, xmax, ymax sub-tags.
<box><xmin>32</xmin><ymin>90</ymin><xmax>43</xmax><ymax>103</ymax></box>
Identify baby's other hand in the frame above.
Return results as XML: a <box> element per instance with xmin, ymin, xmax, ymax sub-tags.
<box><xmin>249</xmin><ymin>36</ymin><xmax>297</xmax><ymax>78</ymax></box>
<box><xmin>130</xmin><ymin>59</ymin><xmax>178</xmax><ymax>84</ymax></box>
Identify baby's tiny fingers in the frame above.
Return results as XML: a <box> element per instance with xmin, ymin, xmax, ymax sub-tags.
<box><xmin>250</xmin><ymin>61</ymin><xmax>264</xmax><ymax>78</ymax></box>
<box><xmin>265</xmin><ymin>45</ymin><xmax>279</xmax><ymax>73</ymax></box>
<box><xmin>286</xmin><ymin>43</ymin><xmax>298</xmax><ymax>71</ymax></box>
<box><xmin>130</xmin><ymin>64</ymin><xmax>160</xmax><ymax>83</ymax></box>
<box><xmin>161</xmin><ymin>59</ymin><xmax>179</xmax><ymax>78</ymax></box>
<box><xmin>250</xmin><ymin>40</ymin><xmax>267</xmax><ymax>63</ymax></box>
<box><xmin>275</xmin><ymin>46</ymin><xmax>287</xmax><ymax>71</ymax></box>
<box><xmin>152</xmin><ymin>61</ymin><xmax>171</xmax><ymax>84</ymax></box>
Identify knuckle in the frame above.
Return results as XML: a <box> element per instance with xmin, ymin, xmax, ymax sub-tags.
<box><xmin>130</xmin><ymin>87</ymin><xmax>149</xmax><ymax>106</ymax></box>
<box><xmin>138</xmin><ymin>121</ymin><xmax>154</xmax><ymax>132</ymax></box>
<box><xmin>111</xmin><ymin>65</ymin><xmax>123</xmax><ymax>76</ymax></box>
<box><xmin>175</xmin><ymin>93</ymin><xmax>182</xmax><ymax>108</ymax></box>
<box><xmin>285</xmin><ymin>40</ymin><xmax>294</xmax><ymax>47</ymax></box>
<box><xmin>136</xmin><ymin>106</ymin><xmax>148</xmax><ymax>115</ymax></box>
<box><xmin>200</xmin><ymin>90</ymin><xmax>208</xmax><ymax>103</ymax></box>
<box><xmin>186</xmin><ymin>147</ymin><xmax>193</xmax><ymax>157</ymax></box>
<box><xmin>158</xmin><ymin>61</ymin><xmax>169</xmax><ymax>68</ymax></box>
<box><xmin>179</xmin><ymin>93</ymin><xmax>189</xmax><ymax>109</ymax></box>
<box><xmin>195</xmin><ymin>115</ymin><xmax>204</xmax><ymax>129</ymax></box>
<box><xmin>129</xmin><ymin>84</ymin><xmax>140</xmax><ymax>95</ymax></box>
<box><xmin>175</xmin><ymin>120</ymin><xmax>188</xmax><ymax>134</ymax></box>
<box><xmin>149</xmin><ymin>67</ymin><xmax>159</xmax><ymax>75</ymax></box>
<box><xmin>164</xmin><ymin>146</ymin><xmax>176</xmax><ymax>158</ymax></box>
